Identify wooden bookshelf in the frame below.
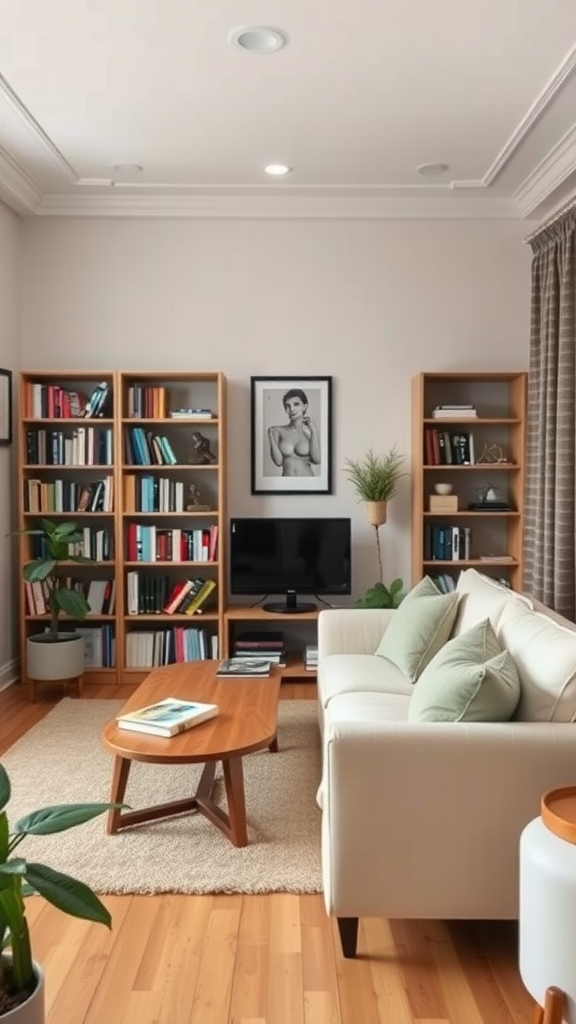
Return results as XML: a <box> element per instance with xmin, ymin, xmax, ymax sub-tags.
<box><xmin>411</xmin><ymin>371</ymin><xmax>527</xmax><ymax>592</ymax></box>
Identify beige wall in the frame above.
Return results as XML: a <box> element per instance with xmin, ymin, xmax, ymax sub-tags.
<box><xmin>19</xmin><ymin>216</ymin><xmax>534</xmax><ymax>614</ymax></box>
<box><xmin>0</xmin><ymin>202</ymin><xmax>20</xmax><ymax>687</ymax></box>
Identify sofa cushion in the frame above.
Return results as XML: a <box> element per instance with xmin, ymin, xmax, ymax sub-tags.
<box><xmin>453</xmin><ymin>568</ymin><xmax>531</xmax><ymax>637</ymax></box>
<box><xmin>408</xmin><ymin>619</ymin><xmax>520</xmax><ymax>723</ymax></box>
<box><xmin>318</xmin><ymin>653</ymin><xmax>413</xmax><ymax>709</ymax></box>
<box><xmin>375</xmin><ymin>575</ymin><xmax>459</xmax><ymax>682</ymax></box>
<box><xmin>497</xmin><ymin>599</ymin><xmax>576</xmax><ymax>722</ymax></box>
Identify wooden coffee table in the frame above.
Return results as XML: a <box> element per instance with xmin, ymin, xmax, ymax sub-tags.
<box><xmin>101</xmin><ymin>661</ymin><xmax>281</xmax><ymax>847</ymax></box>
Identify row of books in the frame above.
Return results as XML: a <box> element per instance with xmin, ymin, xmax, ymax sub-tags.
<box><xmin>25</xmin><ymin>477</ymin><xmax>114</xmax><ymax>514</ymax></box>
<box><xmin>125</xmin><ymin>627</ymin><xmax>218</xmax><ymax>667</ymax></box>
<box><xmin>126</xmin><ymin>524</ymin><xmax>218</xmax><ymax>562</ymax></box>
<box><xmin>26</xmin><ymin>427</ymin><xmax>114</xmax><ymax>466</ymax></box>
<box><xmin>425</xmin><ymin>429</ymin><xmax>475</xmax><ymax>466</ymax></box>
<box><xmin>126</xmin><ymin>572</ymin><xmax>215</xmax><ymax>616</ymax></box>
<box><xmin>75</xmin><ymin>624</ymin><xmax>116</xmax><ymax>667</ymax></box>
<box><xmin>127</xmin><ymin>385</ymin><xmax>167</xmax><ymax>420</ymax></box>
<box><xmin>425</xmin><ymin>525</ymin><xmax>472</xmax><ymax>561</ymax></box>
<box><xmin>125</xmin><ymin>428</ymin><xmax>178</xmax><ymax>466</ymax></box>
<box><xmin>25</xmin><ymin>577</ymin><xmax>116</xmax><ymax>617</ymax></box>
<box><xmin>24</xmin><ymin>381</ymin><xmax>111</xmax><ymax>420</ymax></box>
<box><xmin>30</xmin><ymin>526</ymin><xmax>113</xmax><ymax>562</ymax></box>
<box><xmin>123</xmin><ymin>474</ymin><xmax>187</xmax><ymax>513</ymax></box>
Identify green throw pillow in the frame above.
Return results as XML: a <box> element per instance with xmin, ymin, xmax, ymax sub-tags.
<box><xmin>408</xmin><ymin>618</ymin><xmax>520</xmax><ymax>723</ymax></box>
<box><xmin>375</xmin><ymin>575</ymin><xmax>459</xmax><ymax>682</ymax></box>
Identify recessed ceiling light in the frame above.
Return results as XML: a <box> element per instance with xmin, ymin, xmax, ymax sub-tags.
<box><xmin>264</xmin><ymin>164</ymin><xmax>293</xmax><ymax>176</ymax></box>
<box><xmin>416</xmin><ymin>163</ymin><xmax>450</xmax><ymax>176</ymax></box>
<box><xmin>112</xmin><ymin>163</ymin><xmax>144</xmax><ymax>175</ymax></box>
<box><xmin>229</xmin><ymin>25</ymin><xmax>289</xmax><ymax>54</ymax></box>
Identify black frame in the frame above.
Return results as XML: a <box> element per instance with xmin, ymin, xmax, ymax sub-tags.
<box><xmin>250</xmin><ymin>375</ymin><xmax>332</xmax><ymax>495</ymax></box>
<box><xmin>0</xmin><ymin>368</ymin><xmax>12</xmax><ymax>445</ymax></box>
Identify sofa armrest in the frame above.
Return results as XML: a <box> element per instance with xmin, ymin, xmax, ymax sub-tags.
<box><xmin>322</xmin><ymin>712</ymin><xmax>576</xmax><ymax>921</ymax></box>
<box><xmin>317</xmin><ymin>608</ymin><xmax>395</xmax><ymax>657</ymax></box>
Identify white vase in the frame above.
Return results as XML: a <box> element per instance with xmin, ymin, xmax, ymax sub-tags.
<box><xmin>26</xmin><ymin>633</ymin><xmax>85</xmax><ymax>682</ymax></box>
<box><xmin>1</xmin><ymin>963</ymin><xmax>44</xmax><ymax>1023</ymax></box>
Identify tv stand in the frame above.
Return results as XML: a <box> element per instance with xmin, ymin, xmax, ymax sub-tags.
<box><xmin>263</xmin><ymin>593</ymin><xmax>317</xmax><ymax>614</ymax></box>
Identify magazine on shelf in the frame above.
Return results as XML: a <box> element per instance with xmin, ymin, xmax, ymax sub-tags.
<box><xmin>116</xmin><ymin>697</ymin><xmax>218</xmax><ymax>737</ymax></box>
<box><xmin>216</xmin><ymin>658</ymin><xmax>271</xmax><ymax>678</ymax></box>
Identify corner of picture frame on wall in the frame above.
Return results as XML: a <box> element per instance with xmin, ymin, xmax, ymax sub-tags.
<box><xmin>0</xmin><ymin>368</ymin><xmax>12</xmax><ymax>445</ymax></box>
<box><xmin>250</xmin><ymin>375</ymin><xmax>332</xmax><ymax>495</ymax></box>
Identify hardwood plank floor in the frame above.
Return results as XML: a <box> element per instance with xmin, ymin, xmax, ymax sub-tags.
<box><xmin>0</xmin><ymin>680</ymin><xmax>537</xmax><ymax>1024</ymax></box>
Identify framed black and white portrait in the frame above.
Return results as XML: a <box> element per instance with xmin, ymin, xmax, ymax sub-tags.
<box><xmin>250</xmin><ymin>376</ymin><xmax>332</xmax><ymax>494</ymax></box>
<box><xmin>0</xmin><ymin>368</ymin><xmax>12</xmax><ymax>445</ymax></box>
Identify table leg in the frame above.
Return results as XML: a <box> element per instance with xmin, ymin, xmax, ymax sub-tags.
<box><xmin>222</xmin><ymin>756</ymin><xmax>248</xmax><ymax>847</ymax></box>
<box><xmin>107</xmin><ymin>756</ymin><xmax>131</xmax><ymax>835</ymax></box>
<box><xmin>542</xmin><ymin>986</ymin><xmax>566</xmax><ymax>1024</ymax></box>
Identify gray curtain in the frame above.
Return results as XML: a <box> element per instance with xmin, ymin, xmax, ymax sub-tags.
<box><xmin>524</xmin><ymin>210</ymin><xmax>576</xmax><ymax>618</ymax></box>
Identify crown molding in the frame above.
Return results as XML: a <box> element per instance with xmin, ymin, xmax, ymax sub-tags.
<box><xmin>514</xmin><ymin>120</ymin><xmax>576</xmax><ymax>217</ymax></box>
<box><xmin>0</xmin><ymin>147</ymin><xmax>42</xmax><ymax>215</ymax></box>
<box><xmin>35</xmin><ymin>192</ymin><xmax>521</xmax><ymax>219</ymax></box>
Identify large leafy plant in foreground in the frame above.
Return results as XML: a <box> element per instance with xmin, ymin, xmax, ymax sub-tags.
<box><xmin>0</xmin><ymin>762</ymin><xmax>113</xmax><ymax>1002</ymax></box>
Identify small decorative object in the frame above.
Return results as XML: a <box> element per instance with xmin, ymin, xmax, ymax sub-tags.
<box><xmin>434</xmin><ymin>483</ymin><xmax>453</xmax><ymax>496</ymax></box>
<box><xmin>188</xmin><ymin>431</ymin><xmax>216</xmax><ymax>465</ymax></box>
<box><xmin>468</xmin><ymin>482</ymin><xmax>511</xmax><ymax>511</ymax></box>
<box><xmin>343</xmin><ymin>446</ymin><xmax>407</xmax><ymax>603</ymax></box>
<box><xmin>476</xmin><ymin>442</ymin><xmax>507</xmax><ymax>464</ymax></box>
<box><xmin>250</xmin><ymin>375</ymin><xmax>332</xmax><ymax>495</ymax></box>
<box><xmin>186</xmin><ymin>483</ymin><xmax>212</xmax><ymax>512</ymax></box>
<box><xmin>0</xmin><ymin>762</ymin><xmax>114</xmax><ymax>1019</ymax></box>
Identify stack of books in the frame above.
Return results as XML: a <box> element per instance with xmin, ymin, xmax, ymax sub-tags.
<box><xmin>232</xmin><ymin>630</ymin><xmax>287</xmax><ymax>667</ymax></box>
<box><xmin>216</xmin><ymin>658</ymin><xmax>271</xmax><ymax>678</ymax></box>
<box><xmin>304</xmin><ymin>644</ymin><xmax>318</xmax><ymax>671</ymax></box>
<box><xmin>431</xmin><ymin>404</ymin><xmax>478</xmax><ymax>418</ymax></box>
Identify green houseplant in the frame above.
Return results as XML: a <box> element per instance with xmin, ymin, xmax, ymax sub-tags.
<box><xmin>343</xmin><ymin>446</ymin><xmax>407</xmax><ymax>608</ymax></box>
<box><xmin>17</xmin><ymin>519</ymin><xmax>93</xmax><ymax>691</ymax></box>
<box><xmin>0</xmin><ymin>762</ymin><xmax>113</xmax><ymax>1018</ymax></box>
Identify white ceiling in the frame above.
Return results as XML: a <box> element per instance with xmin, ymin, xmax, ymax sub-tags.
<box><xmin>1</xmin><ymin>0</ymin><xmax>576</xmax><ymax>220</ymax></box>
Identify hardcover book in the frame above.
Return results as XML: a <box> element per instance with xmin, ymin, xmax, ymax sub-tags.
<box><xmin>216</xmin><ymin>658</ymin><xmax>271</xmax><ymax>678</ymax></box>
<box><xmin>116</xmin><ymin>697</ymin><xmax>218</xmax><ymax>737</ymax></box>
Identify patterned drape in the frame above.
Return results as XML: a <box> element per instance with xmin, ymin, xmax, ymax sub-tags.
<box><xmin>524</xmin><ymin>211</ymin><xmax>576</xmax><ymax>619</ymax></box>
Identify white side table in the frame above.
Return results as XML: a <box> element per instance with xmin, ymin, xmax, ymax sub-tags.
<box><xmin>519</xmin><ymin>787</ymin><xmax>576</xmax><ymax>1024</ymax></box>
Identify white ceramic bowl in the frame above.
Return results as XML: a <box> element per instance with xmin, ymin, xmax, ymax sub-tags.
<box><xmin>434</xmin><ymin>483</ymin><xmax>453</xmax><ymax>496</ymax></box>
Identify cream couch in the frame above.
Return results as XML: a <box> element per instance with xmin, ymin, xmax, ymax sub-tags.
<box><xmin>317</xmin><ymin>569</ymin><xmax>576</xmax><ymax>957</ymax></box>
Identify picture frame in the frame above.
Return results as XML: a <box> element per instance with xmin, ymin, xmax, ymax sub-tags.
<box><xmin>0</xmin><ymin>368</ymin><xmax>12</xmax><ymax>445</ymax></box>
<box><xmin>250</xmin><ymin>376</ymin><xmax>332</xmax><ymax>494</ymax></box>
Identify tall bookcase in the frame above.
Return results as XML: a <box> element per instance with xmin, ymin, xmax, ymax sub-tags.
<box><xmin>411</xmin><ymin>371</ymin><xmax>527</xmax><ymax>592</ymax></box>
<box><xmin>17</xmin><ymin>370</ymin><xmax>227</xmax><ymax>686</ymax></box>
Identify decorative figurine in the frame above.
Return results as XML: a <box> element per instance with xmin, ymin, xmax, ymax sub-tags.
<box><xmin>186</xmin><ymin>483</ymin><xmax>212</xmax><ymax>512</ymax></box>
<box><xmin>188</xmin><ymin>431</ymin><xmax>216</xmax><ymax>465</ymax></box>
<box><xmin>476</xmin><ymin>442</ymin><xmax>506</xmax><ymax>464</ymax></box>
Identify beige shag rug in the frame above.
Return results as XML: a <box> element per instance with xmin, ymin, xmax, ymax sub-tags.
<box><xmin>2</xmin><ymin>698</ymin><xmax>322</xmax><ymax>895</ymax></box>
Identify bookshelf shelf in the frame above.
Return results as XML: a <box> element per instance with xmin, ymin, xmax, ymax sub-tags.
<box><xmin>411</xmin><ymin>371</ymin><xmax>527</xmax><ymax>592</ymax></box>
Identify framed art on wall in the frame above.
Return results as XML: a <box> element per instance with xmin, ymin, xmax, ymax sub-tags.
<box><xmin>250</xmin><ymin>375</ymin><xmax>332</xmax><ymax>494</ymax></box>
<box><xmin>0</xmin><ymin>368</ymin><xmax>12</xmax><ymax>445</ymax></box>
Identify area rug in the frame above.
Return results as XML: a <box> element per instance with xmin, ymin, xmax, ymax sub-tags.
<box><xmin>2</xmin><ymin>698</ymin><xmax>323</xmax><ymax>895</ymax></box>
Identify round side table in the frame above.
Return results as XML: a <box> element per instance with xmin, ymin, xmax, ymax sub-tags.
<box><xmin>519</xmin><ymin>787</ymin><xmax>576</xmax><ymax>1023</ymax></box>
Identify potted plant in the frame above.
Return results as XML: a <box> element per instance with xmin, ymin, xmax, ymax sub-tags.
<box><xmin>17</xmin><ymin>519</ymin><xmax>93</xmax><ymax>688</ymax></box>
<box><xmin>343</xmin><ymin>446</ymin><xmax>407</xmax><ymax>608</ymax></box>
<box><xmin>0</xmin><ymin>762</ymin><xmax>114</xmax><ymax>1020</ymax></box>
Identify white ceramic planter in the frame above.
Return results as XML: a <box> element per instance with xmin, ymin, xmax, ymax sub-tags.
<box><xmin>1</xmin><ymin>963</ymin><xmax>44</xmax><ymax>1023</ymax></box>
<box><xmin>26</xmin><ymin>633</ymin><xmax>85</xmax><ymax>682</ymax></box>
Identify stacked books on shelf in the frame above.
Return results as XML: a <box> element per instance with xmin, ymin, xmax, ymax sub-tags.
<box><xmin>125</xmin><ymin>427</ymin><xmax>178</xmax><ymax>466</ymax></box>
<box><xmin>125</xmin><ymin>524</ymin><xmax>218</xmax><ymax>562</ymax></box>
<box><xmin>231</xmin><ymin>630</ymin><xmax>287</xmax><ymax>667</ymax></box>
<box><xmin>126</xmin><ymin>573</ymin><xmax>216</xmax><ymax>616</ymax></box>
<box><xmin>26</xmin><ymin>426</ymin><xmax>113</xmax><ymax>466</ymax></box>
<box><xmin>216</xmin><ymin>658</ymin><xmax>271</xmax><ymax>678</ymax></box>
<box><xmin>431</xmin><ymin>404</ymin><xmax>478</xmax><ymax>418</ymax></box>
<box><xmin>116</xmin><ymin>697</ymin><xmax>218</xmax><ymax>737</ymax></box>
<box><xmin>424</xmin><ymin>429</ymin><xmax>475</xmax><ymax>465</ymax></box>
<box><xmin>125</xmin><ymin>626</ymin><xmax>217</xmax><ymax>667</ymax></box>
<box><xmin>430</xmin><ymin>573</ymin><xmax>457</xmax><ymax>594</ymax></box>
<box><xmin>169</xmin><ymin>408</ymin><xmax>213</xmax><ymax>419</ymax></box>
<box><xmin>305</xmin><ymin>644</ymin><xmax>318</xmax><ymax>671</ymax></box>
<box><xmin>425</xmin><ymin>524</ymin><xmax>472</xmax><ymax>561</ymax></box>
<box><xmin>127</xmin><ymin>384</ymin><xmax>167</xmax><ymax>419</ymax></box>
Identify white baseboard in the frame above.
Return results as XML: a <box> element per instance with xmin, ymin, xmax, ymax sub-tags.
<box><xmin>0</xmin><ymin>658</ymin><xmax>20</xmax><ymax>692</ymax></box>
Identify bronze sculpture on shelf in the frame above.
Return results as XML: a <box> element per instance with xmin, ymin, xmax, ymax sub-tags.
<box><xmin>188</xmin><ymin>431</ymin><xmax>217</xmax><ymax>465</ymax></box>
<box><xmin>186</xmin><ymin>483</ymin><xmax>212</xmax><ymax>512</ymax></box>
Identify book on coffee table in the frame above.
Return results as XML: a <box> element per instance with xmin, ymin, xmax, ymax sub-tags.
<box><xmin>216</xmin><ymin>658</ymin><xmax>271</xmax><ymax>678</ymax></box>
<box><xmin>116</xmin><ymin>697</ymin><xmax>218</xmax><ymax>737</ymax></box>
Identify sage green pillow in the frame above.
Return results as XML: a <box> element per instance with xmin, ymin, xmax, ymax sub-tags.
<box><xmin>408</xmin><ymin>618</ymin><xmax>520</xmax><ymax>723</ymax></box>
<box><xmin>375</xmin><ymin>575</ymin><xmax>459</xmax><ymax>682</ymax></box>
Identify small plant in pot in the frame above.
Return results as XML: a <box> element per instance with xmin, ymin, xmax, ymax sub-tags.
<box><xmin>343</xmin><ymin>446</ymin><xmax>407</xmax><ymax>608</ymax></box>
<box><xmin>0</xmin><ymin>762</ymin><xmax>114</xmax><ymax>1020</ymax></box>
<box><xmin>17</xmin><ymin>519</ymin><xmax>93</xmax><ymax>690</ymax></box>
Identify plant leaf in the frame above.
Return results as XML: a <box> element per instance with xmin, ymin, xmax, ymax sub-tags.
<box><xmin>53</xmin><ymin>589</ymin><xmax>91</xmax><ymax>618</ymax></box>
<box><xmin>23</xmin><ymin>560</ymin><xmax>57</xmax><ymax>583</ymax></box>
<box><xmin>0</xmin><ymin>765</ymin><xmax>10</xmax><ymax>812</ymax></box>
<box><xmin>24</xmin><ymin>863</ymin><xmax>111</xmax><ymax>927</ymax></box>
<box><xmin>15</xmin><ymin>802</ymin><xmax>114</xmax><ymax>836</ymax></box>
<box><xmin>0</xmin><ymin>860</ymin><xmax>27</xmax><ymax>888</ymax></box>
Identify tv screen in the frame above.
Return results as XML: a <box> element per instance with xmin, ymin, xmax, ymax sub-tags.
<box><xmin>230</xmin><ymin>517</ymin><xmax>351</xmax><ymax>613</ymax></box>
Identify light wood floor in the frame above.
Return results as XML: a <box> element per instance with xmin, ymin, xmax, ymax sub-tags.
<box><xmin>0</xmin><ymin>680</ymin><xmax>537</xmax><ymax>1024</ymax></box>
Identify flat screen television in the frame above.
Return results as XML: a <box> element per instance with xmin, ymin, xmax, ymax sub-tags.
<box><xmin>230</xmin><ymin>517</ymin><xmax>352</xmax><ymax>613</ymax></box>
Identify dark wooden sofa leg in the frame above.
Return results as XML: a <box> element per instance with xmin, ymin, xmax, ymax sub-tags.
<box><xmin>337</xmin><ymin>916</ymin><xmax>359</xmax><ymax>958</ymax></box>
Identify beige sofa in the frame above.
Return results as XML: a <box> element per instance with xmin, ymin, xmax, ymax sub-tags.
<box><xmin>317</xmin><ymin>569</ymin><xmax>576</xmax><ymax>957</ymax></box>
